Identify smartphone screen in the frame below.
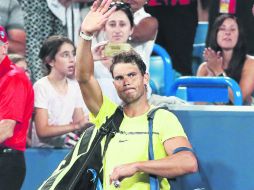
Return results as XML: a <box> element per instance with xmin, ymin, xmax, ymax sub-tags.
<box><xmin>104</xmin><ymin>43</ymin><xmax>132</xmax><ymax>57</ymax></box>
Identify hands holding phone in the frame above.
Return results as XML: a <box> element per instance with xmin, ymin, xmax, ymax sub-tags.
<box><xmin>92</xmin><ymin>41</ymin><xmax>132</xmax><ymax>61</ymax></box>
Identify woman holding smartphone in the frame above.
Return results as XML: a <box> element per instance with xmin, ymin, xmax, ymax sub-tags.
<box><xmin>92</xmin><ymin>2</ymin><xmax>135</xmax><ymax>104</ymax></box>
<box><xmin>91</xmin><ymin>1</ymin><xmax>185</xmax><ymax>106</ymax></box>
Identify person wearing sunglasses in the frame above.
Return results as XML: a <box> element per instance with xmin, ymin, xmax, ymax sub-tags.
<box><xmin>91</xmin><ymin>0</ymin><xmax>185</xmax><ymax>106</ymax></box>
<box><xmin>93</xmin><ymin>0</ymin><xmax>157</xmax><ymax>66</ymax></box>
<box><xmin>91</xmin><ymin>1</ymin><xmax>137</xmax><ymax>104</ymax></box>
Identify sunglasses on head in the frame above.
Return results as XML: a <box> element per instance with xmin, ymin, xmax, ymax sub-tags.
<box><xmin>109</xmin><ymin>1</ymin><xmax>131</xmax><ymax>9</ymax></box>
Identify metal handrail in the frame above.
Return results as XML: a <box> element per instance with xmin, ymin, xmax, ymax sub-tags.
<box><xmin>152</xmin><ymin>44</ymin><xmax>173</xmax><ymax>96</ymax></box>
<box><xmin>169</xmin><ymin>76</ymin><xmax>243</xmax><ymax>105</ymax></box>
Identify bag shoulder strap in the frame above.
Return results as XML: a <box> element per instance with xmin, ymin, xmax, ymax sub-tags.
<box><xmin>98</xmin><ymin>106</ymin><xmax>123</xmax><ymax>135</ymax></box>
<box><xmin>77</xmin><ymin>106</ymin><xmax>124</xmax><ymax>157</ymax></box>
<box><xmin>75</xmin><ymin>105</ymin><xmax>124</xmax><ymax>163</ymax></box>
<box><xmin>147</xmin><ymin>106</ymin><xmax>170</xmax><ymax>160</ymax></box>
<box><xmin>147</xmin><ymin>106</ymin><xmax>170</xmax><ymax>190</ymax></box>
<box><xmin>106</xmin><ymin>106</ymin><xmax>124</xmax><ymax>132</ymax></box>
<box><xmin>101</xmin><ymin>106</ymin><xmax>124</xmax><ymax>157</ymax></box>
<box><xmin>147</xmin><ymin>106</ymin><xmax>169</xmax><ymax>121</ymax></box>
<box><xmin>93</xmin><ymin>106</ymin><xmax>124</xmax><ymax>188</ymax></box>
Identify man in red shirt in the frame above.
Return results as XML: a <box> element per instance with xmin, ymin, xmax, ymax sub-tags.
<box><xmin>0</xmin><ymin>25</ymin><xmax>34</xmax><ymax>190</ymax></box>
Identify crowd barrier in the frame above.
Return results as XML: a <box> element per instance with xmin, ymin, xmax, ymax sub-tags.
<box><xmin>22</xmin><ymin>105</ymin><xmax>254</xmax><ymax>190</ymax></box>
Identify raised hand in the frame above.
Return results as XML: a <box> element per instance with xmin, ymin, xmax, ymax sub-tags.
<box><xmin>203</xmin><ymin>47</ymin><xmax>224</xmax><ymax>76</ymax></box>
<box><xmin>80</xmin><ymin>0</ymin><xmax>116</xmax><ymax>35</ymax></box>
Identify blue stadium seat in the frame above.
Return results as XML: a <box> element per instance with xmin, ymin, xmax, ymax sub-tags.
<box><xmin>149</xmin><ymin>44</ymin><xmax>174</xmax><ymax>96</ymax></box>
<box><xmin>194</xmin><ymin>22</ymin><xmax>209</xmax><ymax>44</ymax></box>
<box><xmin>169</xmin><ymin>76</ymin><xmax>243</xmax><ymax>105</ymax></box>
<box><xmin>192</xmin><ymin>22</ymin><xmax>208</xmax><ymax>75</ymax></box>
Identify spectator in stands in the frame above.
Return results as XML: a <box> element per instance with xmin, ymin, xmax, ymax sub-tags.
<box><xmin>91</xmin><ymin>2</ymin><xmax>136</xmax><ymax>104</ymax></box>
<box><xmin>206</xmin><ymin>0</ymin><xmax>254</xmax><ymax>56</ymax></box>
<box><xmin>145</xmin><ymin>0</ymin><xmax>198</xmax><ymax>76</ymax></box>
<box><xmin>93</xmin><ymin>0</ymin><xmax>158</xmax><ymax>66</ymax></box>
<box><xmin>33</xmin><ymin>35</ymin><xmax>89</xmax><ymax>148</ymax></box>
<box><xmin>197</xmin><ymin>0</ymin><xmax>210</xmax><ymax>21</ymax></box>
<box><xmin>19</xmin><ymin>0</ymin><xmax>93</xmax><ymax>82</ymax></box>
<box><xmin>9</xmin><ymin>53</ymin><xmax>30</xmax><ymax>79</ymax></box>
<box><xmin>123</xmin><ymin>0</ymin><xmax>158</xmax><ymax>65</ymax></box>
<box><xmin>0</xmin><ymin>0</ymin><xmax>26</xmax><ymax>55</ymax></box>
<box><xmin>9</xmin><ymin>53</ymin><xmax>32</xmax><ymax>147</ymax></box>
<box><xmin>197</xmin><ymin>14</ymin><xmax>254</xmax><ymax>105</ymax></box>
<box><xmin>19</xmin><ymin>0</ymin><xmax>66</xmax><ymax>82</ymax></box>
<box><xmin>47</xmin><ymin>0</ymin><xmax>93</xmax><ymax>45</ymax></box>
<box><xmin>0</xmin><ymin>25</ymin><xmax>34</xmax><ymax>190</ymax></box>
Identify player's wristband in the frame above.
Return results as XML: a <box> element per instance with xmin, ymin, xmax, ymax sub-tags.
<box><xmin>80</xmin><ymin>31</ymin><xmax>93</xmax><ymax>41</ymax></box>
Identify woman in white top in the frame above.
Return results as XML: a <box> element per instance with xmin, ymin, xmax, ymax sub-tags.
<box><xmin>92</xmin><ymin>2</ymin><xmax>185</xmax><ymax>106</ymax></box>
<box><xmin>33</xmin><ymin>35</ymin><xmax>89</xmax><ymax>148</ymax></box>
<box><xmin>93</xmin><ymin>0</ymin><xmax>158</xmax><ymax>66</ymax></box>
<box><xmin>92</xmin><ymin>2</ymin><xmax>135</xmax><ymax>104</ymax></box>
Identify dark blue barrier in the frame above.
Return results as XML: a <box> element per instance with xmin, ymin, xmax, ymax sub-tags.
<box><xmin>22</xmin><ymin>148</ymin><xmax>69</xmax><ymax>190</ymax></box>
<box><xmin>22</xmin><ymin>106</ymin><xmax>254</xmax><ymax>190</ymax></box>
<box><xmin>171</xmin><ymin>105</ymin><xmax>254</xmax><ymax>190</ymax></box>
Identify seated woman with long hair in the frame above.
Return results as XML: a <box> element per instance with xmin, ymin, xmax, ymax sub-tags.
<box><xmin>197</xmin><ymin>14</ymin><xmax>254</xmax><ymax>105</ymax></box>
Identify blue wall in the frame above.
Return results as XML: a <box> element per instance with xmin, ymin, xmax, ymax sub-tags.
<box><xmin>22</xmin><ymin>148</ymin><xmax>68</xmax><ymax>189</ymax></box>
<box><xmin>171</xmin><ymin>107</ymin><xmax>254</xmax><ymax>190</ymax></box>
<box><xmin>22</xmin><ymin>106</ymin><xmax>254</xmax><ymax>190</ymax></box>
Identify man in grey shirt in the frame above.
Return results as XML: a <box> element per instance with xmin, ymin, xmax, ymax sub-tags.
<box><xmin>0</xmin><ymin>0</ymin><xmax>26</xmax><ymax>55</ymax></box>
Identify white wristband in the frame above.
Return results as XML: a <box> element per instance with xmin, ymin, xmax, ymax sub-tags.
<box><xmin>80</xmin><ymin>31</ymin><xmax>93</xmax><ymax>41</ymax></box>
